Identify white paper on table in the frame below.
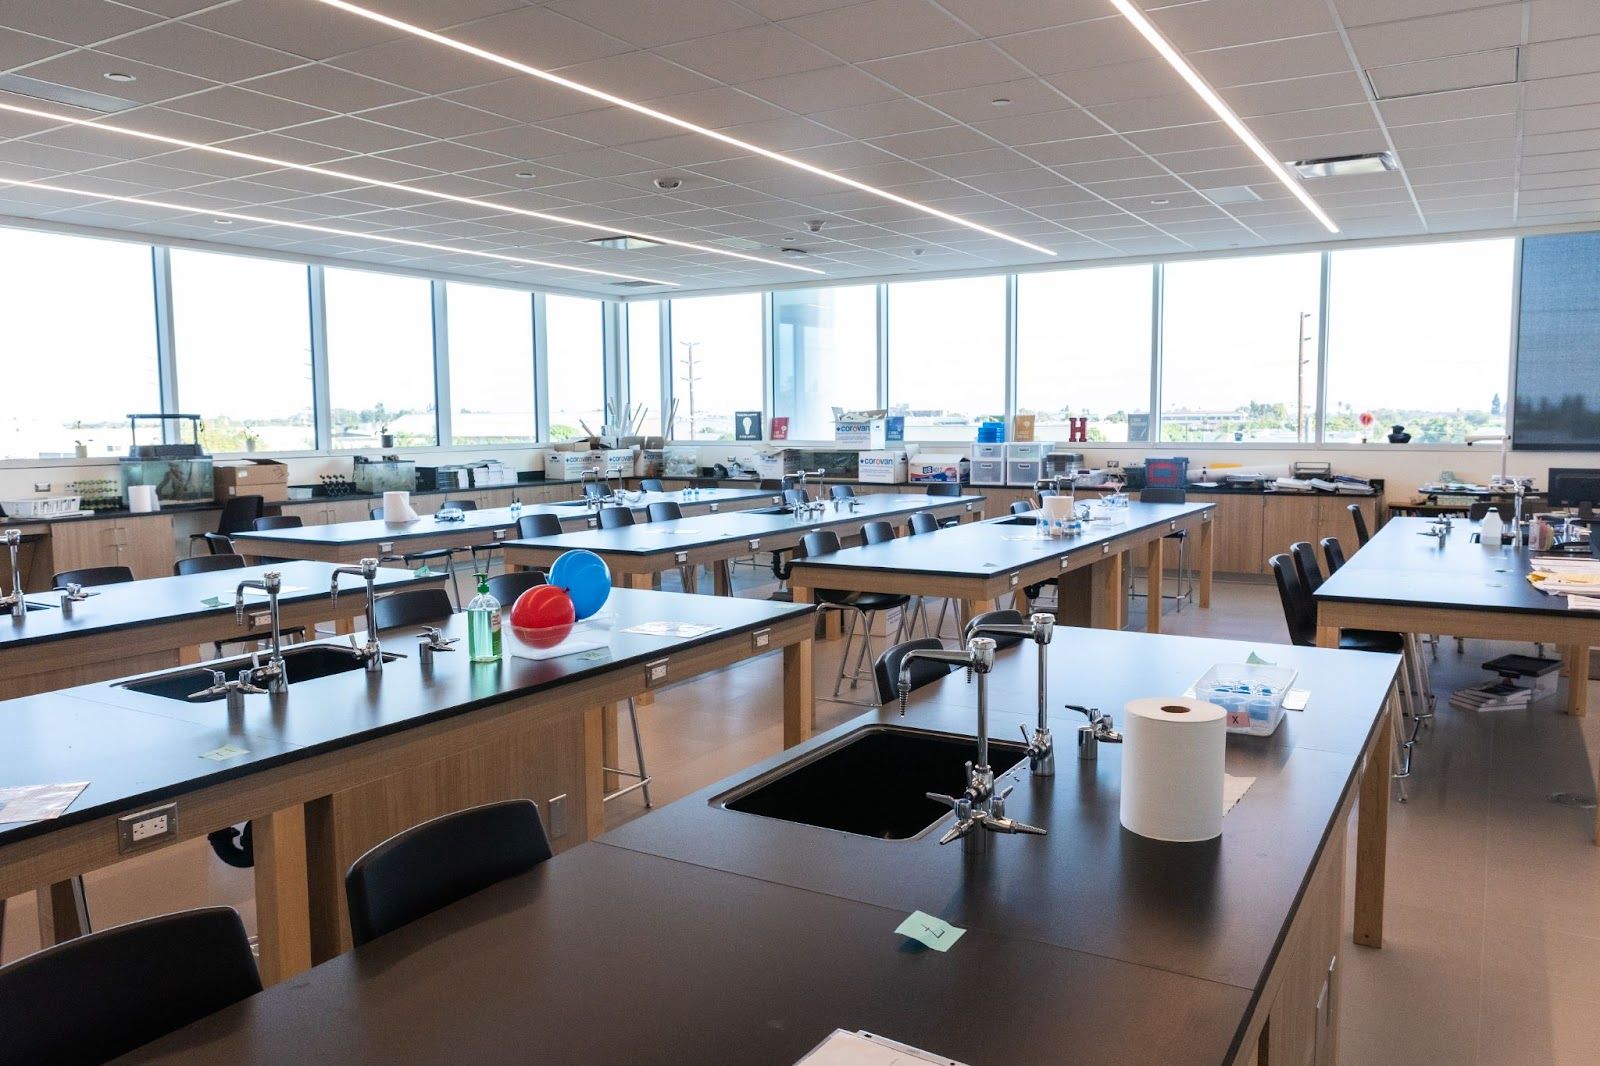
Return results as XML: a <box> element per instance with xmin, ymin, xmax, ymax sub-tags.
<box><xmin>620</xmin><ymin>621</ymin><xmax>720</xmax><ymax>638</ymax></box>
<box><xmin>238</xmin><ymin>585</ymin><xmax>307</xmax><ymax>598</ymax></box>
<box><xmin>1569</xmin><ymin>594</ymin><xmax>1600</xmax><ymax>612</ymax></box>
<box><xmin>0</xmin><ymin>781</ymin><xmax>89</xmax><ymax>823</ymax></box>
<box><xmin>795</xmin><ymin>1030</ymin><xmax>966</xmax><ymax>1066</ymax></box>
<box><xmin>1224</xmin><ymin>773</ymin><xmax>1256</xmax><ymax>815</ymax></box>
<box><xmin>513</xmin><ymin>638</ymin><xmax>610</xmax><ymax>662</ymax></box>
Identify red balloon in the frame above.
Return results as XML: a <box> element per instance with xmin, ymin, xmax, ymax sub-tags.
<box><xmin>510</xmin><ymin>585</ymin><xmax>575</xmax><ymax>647</ymax></box>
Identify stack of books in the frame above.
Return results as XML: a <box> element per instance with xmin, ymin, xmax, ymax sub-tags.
<box><xmin>1449</xmin><ymin>680</ymin><xmax>1534</xmax><ymax>712</ymax></box>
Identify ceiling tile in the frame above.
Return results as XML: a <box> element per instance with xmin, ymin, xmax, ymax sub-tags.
<box><xmin>101</xmin><ymin>23</ymin><xmax>307</xmax><ymax>84</ymax></box>
<box><xmin>863</xmin><ymin>43</ymin><xmax>1030</xmax><ymax>95</ymax></box>
<box><xmin>995</xmin><ymin>18</ymin><xmax>1154</xmax><ymax>76</ymax></box>
<box><xmin>1046</xmin><ymin>59</ymin><xmax>1184</xmax><ymax>107</ymax></box>
<box><xmin>1368</xmin><ymin>48</ymin><xmax>1519</xmax><ymax>100</ymax></box>
<box><xmin>446</xmin><ymin>6</ymin><xmax>635</xmax><ymax>69</ymax></box>
<box><xmin>1191</xmin><ymin>33</ymin><xmax>1357</xmax><ymax>88</ymax></box>
<box><xmin>360</xmin><ymin>97</ymin><xmax>517</xmax><ymax>139</ymax></box>
<box><xmin>192</xmin><ymin>0</ymin><xmax>406</xmax><ymax>61</ymax></box>
<box><xmin>1525</xmin><ymin>72</ymin><xmax>1600</xmax><ymax>112</ymax></box>
<box><xmin>0</xmin><ymin>0</ymin><xmax>162</xmax><ymax>47</ymax></box>
<box><xmin>546</xmin><ymin>0</ymin><xmax>763</xmax><ymax>49</ymax></box>
<box><xmin>812</xmin><ymin>96</ymin><xmax>954</xmax><ymax>138</ymax></box>
<box><xmin>1346</xmin><ymin>6</ymin><xmax>1525</xmax><ymax>68</ymax></box>
<box><xmin>1151</xmin><ymin>0</ymin><xmax>1337</xmax><ymax>53</ymax></box>
<box><xmin>657</xmin><ymin>25</ymin><xmax>838</xmax><ymax>83</ymax></box>
<box><xmin>248</xmin><ymin>64</ymin><xmax>419</xmax><ymax>114</ymax></box>
<box><xmin>781</xmin><ymin>0</ymin><xmax>975</xmax><ymax>62</ymax></box>
<box><xmin>739</xmin><ymin>66</ymin><xmax>900</xmax><ymax>113</ymax></box>
<box><xmin>18</xmin><ymin>49</ymin><xmax>215</xmax><ymax>106</ymax></box>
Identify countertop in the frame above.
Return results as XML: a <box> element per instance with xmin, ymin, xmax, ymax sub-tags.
<box><xmin>118</xmin><ymin>626</ymin><xmax>1398</xmax><ymax>1066</ymax></box>
<box><xmin>0</xmin><ymin>588</ymin><xmax>813</xmax><ymax>847</ymax></box>
<box><xmin>0</xmin><ymin>561</ymin><xmax>441</xmax><ymax>650</ymax></box>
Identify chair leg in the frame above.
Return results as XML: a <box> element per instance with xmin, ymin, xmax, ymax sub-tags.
<box><xmin>446</xmin><ymin>556</ymin><xmax>464</xmax><ymax>609</ymax></box>
<box><xmin>602</xmin><ymin>697</ymin><xmax>653</xmax><ymax>806</ymax></box>
<box><xmin>832</xmin><ymin>609</ymin><xmax>858</xmax><ymax>699</ymax></box>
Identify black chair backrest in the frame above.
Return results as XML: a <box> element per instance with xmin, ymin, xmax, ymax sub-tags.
<box><xmin>373</xmin><ymin>588</ymin><xmax>454</xmax><ymax>631</ymax></box>
<box><xmin>860</xmin><ymin>520</ymin><xmax>895</xmax><ymax>545</ymax></box>
<box><xmin>581</xmin><ymin>482</ymin><xmax>605</xmax><ymax>500</ymax></box>
<box><xmin>597</xmin><ymin>506</ymin><xmax>635</xmax><ymax>529</ymax></box>
<box><xmin>873</xmin><ymin>637</ymin><xmax>955</xmax><ymax>705</ymax></box>
<box><xmin>1037</xmin><ymin>488</ymin><xmax>1059</xmax><ymax>500</ymax></box>
<box><xmin>1268</xmin><ymin>553</ymin><xmax>1316</xmax><ymax>647</ymax></box>
<box><xmin>1469</xmin><ymin>501</ymin><xmax>1513</xmax><ymax>522</ymax></box>
<box><xmin>1347</xmin><ymin>503</ymin><xmax>1370</xmax><ymax>546</ymax></box>
<box><xmin>1140</xmin><ymin>486</ymin><xmax>1187</xmax><ymax>504</ymax></box>
<box><xmin>1321</xmin><ymin>536</ymin><xmax>1347</xmax><ymax>575</ymax></box>
<box><xmin>924</xmin><ymin>483</ymin><xmax>961</xmax><ymax>497</ymax></box>
<box><xmin>216</xmin><ymin>495</ymin><xmax>264</xmax><ymax>536</ymax></box>
<box><xmin>639</xmin><ymin>478</ymin><xmax>665</xmax><ymax>492</ymax></box>
<box><xmin>965</xmin><ymin>608</ymin><xmax>1026</xmax><ymax>650</ymax></box>
<box><xmin>253</xmin><ymin>515</ymin><xmax>302</xmax><ymax>531</ymax></box>
<box><xmin>202</xmin><ymin>531</ymin><xmax>235</xmax><ymax>555</ymax></box>
<box><xmin>174</xmin><ymin>554</ymin><xmax>247</xmax><ymax>577</ymax></box>
<box><xmin>1010</xmin><ymin>500</ymin><xmax>1032</xmax><ymax>515</ymax></box>
<box><xmin>517</xmin><ymin>513</ymin><xmax>563</xmax><ymax>539</ymax></box>
<box><xmin>370</xmin><ymin>506</ymin><xmax>385</xmax><ymax>520</ymax></box>
<box><xmin>53</xmin><ymin>565</ymin><xmax>133</xmax><ymax>589</ymax></box>
<box><xmin>0</xmin><ymin>906</ymin><xmax>260</xmax><ymax>1064</ymax></box>
<box><xmin>345</xmin><ymin>799</ymin><xmax>553</xmax><ymax>947</ymax></box>
<box><xmin>830</xmin><ymin>484</ymin><xmax>855</xmax><ymax>499</ymax></box>
<box><xmin>442</xmin><ymin>499</ymin><xmax>477</xmax><ymax>512</ymax></box>
<box><xmin>782</xmin><ymin>488</ymin><xmax>809</xmax><ymax>506</ymax></box>
<box><xmin>800</xmin><ymin>530</ymin><xmax>841</xmax><ymax>560</ymax></box>
<box><xmin>647</xmin><ymin>501</ymin><xmax>683</xmax><ymax>523</ymax></box>
<box><xmin>1289</xmin><ymin>540</ymin><xmax>1324</xmax><ymax>594</ymax></box>
<box><xmin>906</xmin><ymin>512</ymin><xmax>940</xmax><ymax>536</ymax></box>
<box><xmin>485</xmin><ymin>570</ymin><xmax>547</xmax><ymax>605</ymax></box>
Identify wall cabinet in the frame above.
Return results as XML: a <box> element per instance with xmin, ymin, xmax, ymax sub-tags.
<box><xmin>47</xmin><ymin>515</ymin><xmax>175</xmax><ymax>580</ymax></box>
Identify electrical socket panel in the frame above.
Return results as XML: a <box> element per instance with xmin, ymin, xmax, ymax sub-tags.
<box><xmin>117</xmin><ymin>803</ymin><xmax>178</xmax><ymax>853</ymax></box>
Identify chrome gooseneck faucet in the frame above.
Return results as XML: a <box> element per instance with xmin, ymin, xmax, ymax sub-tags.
<box><xmin>897</xmin><ymin>636</ymin><xmax>1047</xmax><ymax>846</ymax></box>
<box><xmin>2</xmin><ymin>528</ymin><xmax>23</xmax><ymax>618</ymax></box>
<box><xmin>966</xmin><ymin>612</ymin><xmax>1057</xmax><ymax>776</ymax></box>
<box><xmin>330</xmin><ymin>557</ymin><xmax>385</xmax><ymax>672</ymax></box>
<box><xmin>235</xmin><ymin>571</ymin><xmax>287</xmax><ymax>693</ymax></box>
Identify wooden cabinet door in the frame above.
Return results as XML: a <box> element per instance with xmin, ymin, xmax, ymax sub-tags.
<box><xmin>1261</xmin><ymin>496</ymin><xmax>1323</xmax><ymax>563</ymax></box>
<box><xmin>1319</xmin><ymin>497</ymin><xmax>1379</xmax><ymax>562</ymax></box>
<box><xmin>46</xmin><ymin>518</ymin><xmax>121</xmax><ymax>576</ymax></box>
<box><xmin>118</xmin><ymin>516</ymin><xmax>176</xmax><ymax>579</ymax></box>
<box><xmin>1203</xmin><ymin>494</ymin><xmax>1266</xmax><ymax>576</ymax></box>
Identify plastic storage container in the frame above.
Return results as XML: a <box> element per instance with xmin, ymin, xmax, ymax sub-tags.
<box><xmin>1191</xmin><ymin>663</ymin><xmax>1298</xmax><ymax>736</ymax></box>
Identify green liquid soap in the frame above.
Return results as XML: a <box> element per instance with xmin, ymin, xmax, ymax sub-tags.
<box><xmin>466</xmin><ymin>573</ymin><xmax>502</xmax><ymax>663</ymax></box>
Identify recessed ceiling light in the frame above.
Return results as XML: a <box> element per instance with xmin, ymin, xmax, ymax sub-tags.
<box><xmin>513</xmin><ymin>170</ymin><xmax>535</xmax><ymax>178</ymax></box>
<box><xmin>308</xmin><ymin>0</ymin><xmax>1055</xmax><ymax>257</ymax></box>
<box><xmin>103</xmin><ymin>72</ymin><xmax>136</xmax><ymax>82</ymax></box>
<box><xmin>1149</xmin><ymin>198</ymin><xmax>1170</xmax><ymax>205</ymax></box>
<box><xmin>212</xmin><ymin>218</ymin><xmax>233</xmax><ymax>225</ymax></box>
<box><xmin>585</xmin><ymin>235</ymin><xmax>663</xmax><ymax>251</ymax></box>
<box><xmin>0</xmin><ymin>174</ymin><xmax>678</xmax><ymax>286</ymax></box>
<box><xmin>991</xmin><ymin>97</ymin><xmax>1012</xmax><ymax>107</ymax></box>
<box><xmin>1108</xmin><ymin>0</ymin><xmax>1338</xmax><ymax>234</ymax></box>
<box><xmin>0</xmin><ymin>98</ymin><xmax>821</xmax><ymax>276</ymax></box>
<box><xmin>1289</xmin><ymin>152</ymin><xmax>1398</xmax><ymax>179</ymax></box>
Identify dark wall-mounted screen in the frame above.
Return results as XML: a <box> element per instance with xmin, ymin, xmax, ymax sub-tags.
<box><xmin>1514</xmin><ymin>232</ymin><xmax>1600</xmax><ymax>449</ymax></box>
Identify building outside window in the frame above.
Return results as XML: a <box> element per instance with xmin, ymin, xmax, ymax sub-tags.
<box><xmin>886</xmin><ymin>276</ymin><xmax>1006</xmax><ymax>442</ymax></box>
<box><xmin>772</xmin><ymin>285</ymin><xmax>877</xmax><ymax>440</ymax></box>
<box><xmin>545</xmin><ymin>294</ymin><xmax>605</xmax><ymax>441</ymax></box>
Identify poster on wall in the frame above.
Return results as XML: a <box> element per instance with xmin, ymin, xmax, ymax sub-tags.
<box><xmin>735</xmin><ymin>411</ymin><xmax>764</xmax><ymax>441</ymax></box>
<box><xmin>769</xmin><ymin>417</ymin><xmax>789</xmax><ymax>441</ymax></box>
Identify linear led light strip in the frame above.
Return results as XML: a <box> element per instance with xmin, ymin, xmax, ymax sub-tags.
<box><xmin>0</xmin><ymin>174</ymin><xmax>679</xmax><ymax>285</ymax></box>
<box><xmin>0</xmin><ymin>100</ymin><xmax>822</xmax><ymax>277</ymax></box>
<box><xmin>1108</xmin><ymin>0</ymin><xmax>1339</xmax><ymax>234</ymax></box>
<box><xmin>307</xmin><ymin>0</ymin><xmax>1057</xmax><ymax>257</ymax></box>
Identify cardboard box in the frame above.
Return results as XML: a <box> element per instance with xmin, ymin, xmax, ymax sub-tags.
<box><xmin>835</xmin><ymin>412</ymin><xmax>888</xmax><ymax>449</ymax></box>
<box><xmin>908</xmin><ymin>454</ymin><xmax>969</xmax><ymax>484</ymax></box>
<box><xmin>541</xmin><ymin>450</ymin><xmax>603</xmax><ymax>481</ymax></box>
<box><xmin>213</xmin><ymin>459</ymin><xmax>288</xmax><ymax>502</ymax></box>
<box><xmin>857</xmin><ymin>450</ymin><xmax>907</xmax><ymax>484</ymax></box>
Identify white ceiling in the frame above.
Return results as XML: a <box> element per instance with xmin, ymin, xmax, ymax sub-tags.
<box><xmin>0</xmin><ymin>0</ymin><xmax>1593</xmax><ymax>296</ymax></box>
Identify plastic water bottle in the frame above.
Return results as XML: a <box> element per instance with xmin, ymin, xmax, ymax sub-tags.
<box><xmin>1480</xmin><ymin>510</ymin><xmax>1503</xmax><ymax>547</ymax></box>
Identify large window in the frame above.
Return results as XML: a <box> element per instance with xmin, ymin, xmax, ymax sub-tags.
<box><xmin>445</xmin><ymin>282</ymin><xmax>534</xmax><ymax>445</ymax></box>
<box><xmin>627</xmin><ymin>301</ymin><xmax>663</xmax><ymax>437</ymax></box>
<box><xmin>171</xmin><ymin>250</ymin><xmax>314</xmax><ymax>453</ymax></box>
<box><xmin>772</xmin><ymin>286</ymin><xmax>877</xmax><ymax>440</ymax></box>
<box><xmin>1016</xmin><ymin>266</ymin><xmax>1152</xmax><ymax>443</ymax></box>
<box><xmin>0</xmin><ymin>229</ymin><xmax>159</xmax><ymax>459</ymax></box>
<box><xmin>887</xmin><ymin>276</ymin><xmax>1006</xmax><ymax>442</ymax></box>
<box><xmin>544</xmin><ymin>294</ymin><xmax>604</xmax><ymax>440</ymax></box>
<box><xmin>1326</xmin><ymin>240</ymin><xmax>1514</xmax><ymax>444</ymax></box>
<box><xmin>1160</xmin><ymin>253</ymin><xmax>1323</xmax><ymax>443</ymax></box>
<box><xmin>324</xmin><ymin>268</ymin><xmax>437</xmax><ymax>449</ymax></box>
<box><xmin>668</xmin><ymin>293</ymin><xmax>764</xmax><ymax>440</ymax></box>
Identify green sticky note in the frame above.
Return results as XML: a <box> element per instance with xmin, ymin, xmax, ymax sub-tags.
<box><xmin>895</xmin><ymin>910</ymin><xmax>965</xmax><ymax>952</ymax></box>
<box><xmin>1246</xmin><ymin>651</ymin><xmax>1276</xmax><ymax>666</ymax></box>
<box><xmin>413</xmin><ymin>564</ymin><xmax>433</xmax><ymax>577</ymax></box>
<box><xmin>577</xmin><ymin>650</ymin><xmax>609</xmax><ymax>662</ymax></box>
<box><xmin>199</xmin><ymin>744</ymin><xmax>249</xmax><ymax>762</ymax></box>
<box><xmin>199</xmin><ymin>595</ymin><xmax>223</xmax><ymax>607</ymax></box>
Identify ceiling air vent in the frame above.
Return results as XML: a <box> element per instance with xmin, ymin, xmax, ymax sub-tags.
<box><xmin>0</xmin><ymin>75</ymin><xmax>138</xmax><ymax>114</ymax></box>
<box><xmin>610</xmin><ymin>280</ymin><xmax>661</xmax><ymax>288</ymax></box>
<box><xmin>585</xmin><ymin>235</ymin><xmax>663</xmax><ymax>250</ymax></box>
<box><xmin>1201</xmin><ymin>185</ymin><xmax>1263</xmax><ymax>205</ymax></box>
<box><xmin>1289</xmin><ymin>152</ymin><xmax>1397</xmax><ymax>179</ymax></box>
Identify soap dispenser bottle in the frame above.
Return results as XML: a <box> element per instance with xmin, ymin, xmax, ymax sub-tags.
<box><xmin>466</xmin><ymin>572</ymin><xmax>502</xmax><ymax>662</ymax></box>
<box><xmin>1480</xmin><ymin>509</ymin><xmax>1504</xmax><ymax>547</ymax></box>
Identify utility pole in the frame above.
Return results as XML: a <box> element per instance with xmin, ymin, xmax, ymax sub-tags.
<box><xmin>1295</xmin><ymin>311</ymin><xmax>1313</xmax><ymax>442</ymax></box>
<box><xmin>677</xmin><ymin>340</ymin><xmax>700</xmax><ymax>439</ymax></box>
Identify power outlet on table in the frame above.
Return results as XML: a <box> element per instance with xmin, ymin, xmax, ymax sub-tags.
<box><xmin>548</xmin><ymin>794</ymin><xmax>569</xmax><ymax>838</ymax></box>
<box><xmin>117</xmin><ymin>803</ymin><xmax>178</xmax><ymax>853</ymax></box>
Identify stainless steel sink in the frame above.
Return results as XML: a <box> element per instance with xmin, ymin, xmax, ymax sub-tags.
<box><xmin>120</xmin><ymin>645</ymin><xmax>402</xmax><ymax>702</ymax></box>
<box><xmin>715</xmin><ymin>724</ymin><xmax>1027</xmax><ymax>840</ymax></box>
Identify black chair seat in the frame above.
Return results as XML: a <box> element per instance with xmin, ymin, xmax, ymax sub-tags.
<box><xmin>403</xmin><ymin>547</ymin><xmax>457</xmax><ymax>562</ymax></box>
<box><xmin>1340</xmin><ymin>629</ymin><xmax>1406</xmax><ymax>654</ymax></box>
<box><xmin>816</xmin><ymin>590</ymin><xmax>911</xmax><ymax>612</ymax></box>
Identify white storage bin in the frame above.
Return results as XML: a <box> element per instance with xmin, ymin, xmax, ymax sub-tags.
<box><xmin>1007</xmin><ymin>459</ymin><xmax>1044</xmax><ymax>487</ymax></box>
<box><xmin>1</xmin><ymin>496</ymin><xmax>81</xmax><ymax>518</ymax></box>
<box><xmin>1190</xmin><ymin>663</ymin><xmax>1298</xmax><ymax>737</ymax></box>
<box><xmin>971</xmin><ymin>442</ymin><xmax>1007</xmax><ymax>461</ymax></box>
<box><xmin>970</xmin><ymin>458</ymin><xmax>1007</xmax><ymax>486</ymax></box>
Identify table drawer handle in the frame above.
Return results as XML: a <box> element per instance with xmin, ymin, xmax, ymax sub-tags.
<box><xmin>644</xmin><ymin>658</ymin><xmax>670</xmax><ymax>688</ymax></box>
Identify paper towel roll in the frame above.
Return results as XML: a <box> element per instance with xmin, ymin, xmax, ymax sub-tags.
<box><xmin>1042</xmin><ymin>495</ymin><xmax>1074</xmax><ymax>523</ymax></box>
<box><xmin>128</xmin><ymin>485</ymin><xmax>159</xmax><ymax>513</ymax></box>
<box><xmin>382</xmin><ymin>491</ymin><xmax>418</xmax><ymax>523</ymax></box>
<box><xmin>1119</xmin><ymin>697</ymin><xmax>1227</xmax><ymax>842</ymax></box>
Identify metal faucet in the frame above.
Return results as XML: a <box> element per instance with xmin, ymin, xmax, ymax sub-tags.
<box><xmin>897</xmin><ymin>636</ymin><xmax>1047</xmax><ymax>846</ymax></box>
<box><xmin>416</xmin><ymin>625</ymin><xmax>458</xmax><ymax>666</ymax></box>
<box><xmin>188</xmin><ymin>667</ymin><xmax>268</xmax><ymax>711</ymax></box>
<box><xmin>966</xmin><ymin>612</ymin><xmax>1057</xmax><ymax>776</ymax></box>
<box><xmin>1070</xmin><ymin>704</ymin><xmax>1123</xmax><ymax>760</ymax></box>
<box><xmin>2</xmin><ymin>529</ymin><xmax>23</xmax><ymax>618</ymax></box>
<box><xmin>330</xmin><ymin>557</ymin><xmax>384</xmax><ymax>672</ymax></box>
<box><xmin>234</xmin><ymin>571</ymin><xmax>287</xmax><ymax>692</ymax></box>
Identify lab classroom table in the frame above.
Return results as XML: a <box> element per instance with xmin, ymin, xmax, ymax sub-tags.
<box><xmin>1315</xmin><ymin>515</ymin><xmax>1600</xmax><ymax>840</ymax></box>
<box><xmin>230</xmin><ymin>487</ymin><xmax>777</xmax><ymax>565</ymax></box>
<box><xmin>500</xmin><ymin>492</ymin><xmax>986</xmax><ymax>594</ymax></box>
<box><xmin>0</xmin><ymin>589</ymin><xmax>816</xmax><ymax>983</ymax></box>
<box><xmin>124</xmin><ymin>626</ymin><xmax>1401</xmax><ymax>1066</ymax></box>
<box><xmin>0</xmin><ymin>561</ymin><xmax>447</xmax><ymax>700</ymax></box>
<box><xmin>787</xmin><ymin>501</ymin><xmax>1215</xmax><ymax>656</ymax></box>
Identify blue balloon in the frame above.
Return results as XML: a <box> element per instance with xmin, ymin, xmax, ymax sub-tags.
<box><xmin>549</xmin><ymin>549</ymin><xmax>611</xmax><ymax>620</ymax></box>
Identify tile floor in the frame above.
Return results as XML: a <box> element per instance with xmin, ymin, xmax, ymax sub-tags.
<box><xmin>6</xmin><ymin>566</ymin><xmax>1600</xmax><ymax>1065</ymax></box>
